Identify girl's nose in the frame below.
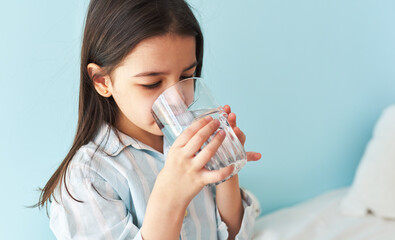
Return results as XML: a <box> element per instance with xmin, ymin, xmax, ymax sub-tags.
<box><xmin>154</xmin><ymin>78</ymin><xmax>182</xmax><ymax>102</ymax></box>
<box><xmin>166</xmin><ymin>77</ymin><xmax>181</xmax><ymax>89</ymax></box>
<box><xmin>171</xmin><ymin>77</ymin><xmax>196</xmax><ymax>105</ymax></box>
<box><xmin>160</xmin><ymin>77</ymin><xmax>182</xmax><ymax>94</ymax></box>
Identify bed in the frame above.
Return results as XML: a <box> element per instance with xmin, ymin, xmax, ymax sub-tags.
<box><xmin>252</xmin><ymin>188</ymin><xmax>395</xmax><ymax>240</ymax></box>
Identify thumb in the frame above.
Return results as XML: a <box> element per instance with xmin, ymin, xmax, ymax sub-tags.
<box><xmin>247</xmin><ymin>152</ymin><xmax>261</xmax><ymax>161</ymax></box>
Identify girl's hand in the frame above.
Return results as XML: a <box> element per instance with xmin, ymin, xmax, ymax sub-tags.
<box><xmin>156</xmin><ymin>115</ymin><xmax>235</xmax><ymax>206</ymax></box>
<box><xmin>143</xmin><ymin>116</ymin><xmax>234</xmax><ymax>240</ymax></box>
<box><xmin>223</xmin><ymin>105</ymin><xmax>261</xmax><ymax>162</ymax></box>
<box><xmin>214</xmin><ymin>105</ymin><xmax>261</xmax><ymax>239</ymax></box>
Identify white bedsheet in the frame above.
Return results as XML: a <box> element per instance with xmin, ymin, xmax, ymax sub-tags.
<box><xmin>253</xmin><ymin>188</ymin><xmax>395</xmax><ymax>240</ymax></box>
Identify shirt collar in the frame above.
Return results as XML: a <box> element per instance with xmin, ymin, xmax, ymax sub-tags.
<box><xmin>93</xmin><ymin>123</ymin><xmax>166</xmax><ymax>157</ymax></box>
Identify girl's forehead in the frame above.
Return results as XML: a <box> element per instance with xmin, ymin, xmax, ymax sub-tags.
<box><xmin>118</xmin><ymin>34</ymin><xmax>196</xmax><ymax>72</ymax></box>
<box><xmin>128</xmin><ymin>34</ymin><xmax>195</xmax><ymax>58</ymax></box>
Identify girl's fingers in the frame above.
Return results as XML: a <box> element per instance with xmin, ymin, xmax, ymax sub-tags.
<box><xmin>227</xmin><ymin>112</ymin><xmax>237</xmax><ymax>129</ymax></box>
<box><xmin>223</xmin><ymin>105</ymin><xmax>231</xmax><ymax>115</ymax></box>
<box><xmin>173</xmin><ymin>115</ymin><xmax>213</xmax><ymax>147</ymax></box>
<box><xmin>223</xmin><ymin>104</ymin><xmax>237</xmax><ymax>128</ymax></box>
<box><xmin>200</xmin><ymin>164</ymin><xmax>234</xmax><ymax>184</ymax></box>
<box><xmin>247</xmin><ymin>152</ymin><xmax>261</xmax><ymax>161</ymax></box>
<box><xmin>183</xmin><ymin>118</ymin><xmax>221</xmax><ymax>155</ymax></box>
<box><xmin>192</xmin><ymin>129</ymin><xmax>226</xmax><ymax>169</ymax></box>
<box><xmin>234</xmin><ymin>127</ymin><xmax>246</xmax><ymax>145</ymax></box>
<box><xmin>223</xmin><ymin>106</ymin><xmax>246</xmax><ymax>144</ymax></box>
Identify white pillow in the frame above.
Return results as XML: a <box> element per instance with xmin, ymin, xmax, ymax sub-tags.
<box><xmin>341</xmin><ymin>105</ymin><xmax>395</xmax><ymax>220</ymax></box>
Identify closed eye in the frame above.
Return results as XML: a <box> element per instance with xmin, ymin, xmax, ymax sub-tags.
<box><xmin>142</xmin><ymin>81</ymin><xmax>162</xmax><ymax>89</ymax></box>
<box><xmin>180</xmin><ymin>75</ymin><xmax>194</xmax><ymax>80</ymax></box>
<box><xmin>142</xmin><ymin>75</ymin><xmax>194</xmax><ymax>89</ymax></box>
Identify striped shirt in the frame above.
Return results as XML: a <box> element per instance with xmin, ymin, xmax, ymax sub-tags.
<box><xmin>50</xmin><ymin>123</ymin><xmax>256</xmax><ymax>239</ymax></box>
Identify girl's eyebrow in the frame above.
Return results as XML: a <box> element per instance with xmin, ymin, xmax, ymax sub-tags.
<box><xmin>133</xmin><ymin>61</ymin><xmax>197</xmax><ymax>77</ymax></box>
<box><xmin>184</xmin><ymin>61</ymin><xmax>198</xmax><ymax>72</ymax></box>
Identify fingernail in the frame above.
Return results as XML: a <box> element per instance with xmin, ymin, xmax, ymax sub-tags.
<box><xmin>218</xmin><ymin>130</ymin><xmax>225</xmax><ymax>136</ymax></box>
<box><xmin>205</xmin><ymin>115</ymin><xmax>213</xmax><ymax>121</ymax></box>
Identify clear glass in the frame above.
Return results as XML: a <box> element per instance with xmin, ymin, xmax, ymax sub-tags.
<box><xmin>151</xmin><ymin>77</ymin><xmax>247</xmax><ymax>185</ymax></box>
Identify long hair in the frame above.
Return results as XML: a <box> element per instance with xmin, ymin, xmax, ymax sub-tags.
<box><xmin>35</xmin><ymin>0</ymin><xmax>203</xmax><ymax>210</ymax></box>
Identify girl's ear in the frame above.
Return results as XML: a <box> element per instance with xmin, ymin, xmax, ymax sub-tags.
<box><xmin>87</xmin><ymin>63</ymin><xmax>113</xmax><ymax>97</ymax></box>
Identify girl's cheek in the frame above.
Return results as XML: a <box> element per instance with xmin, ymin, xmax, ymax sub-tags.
<box><xmin>145</xmin><ymin>99</ymin><xmax>157</xmax><ymax>117</ymax></box>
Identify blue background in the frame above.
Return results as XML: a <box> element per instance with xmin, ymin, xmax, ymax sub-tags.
<box><xmin>1</xmin><ymin>0</ymin><xmax>394</xmax><ymax>239</ymax></box>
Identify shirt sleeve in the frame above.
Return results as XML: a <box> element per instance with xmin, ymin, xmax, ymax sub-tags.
<box><xmin>49</xmin><ymin>165</ymin><xmax>143</xmax><ymax>240</ymax></box>
<box><xmin>216</xmin><ymin>188</ymin><xmax>259</xmax><ymax>240</ymax></box>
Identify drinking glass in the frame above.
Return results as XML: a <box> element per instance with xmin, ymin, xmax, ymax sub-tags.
<box><xmin>151</xmin><ymin>77</ymin><xmax>247</xmax><ymax>184</ymax></box>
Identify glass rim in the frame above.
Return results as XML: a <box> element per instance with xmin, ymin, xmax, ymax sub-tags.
<box><xmin>152</xmin><ymin>76</ymin><xmax>204</xmax><ymax>104</ymax></box>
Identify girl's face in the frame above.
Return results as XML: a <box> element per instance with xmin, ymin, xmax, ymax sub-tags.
<box><xmin>107</xmin><ymin>33</ymin><xmax>197</xmax><ymax>146</ymax></box>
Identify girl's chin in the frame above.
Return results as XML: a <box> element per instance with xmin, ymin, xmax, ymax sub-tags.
<box><xmin>155</xmin><ymin>131</ymin><xmax>164</xmax><ymax>136</ymax></box>
<box><xmin>151</xmin><ymin>125</ymin><xmax>164</xmax><ymax>136</ymax></box>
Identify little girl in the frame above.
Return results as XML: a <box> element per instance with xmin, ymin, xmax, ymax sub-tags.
<box><xmin>37</xmin><ymin>0</ymin><xmax>261</xmax><ymax>239</ymax></box>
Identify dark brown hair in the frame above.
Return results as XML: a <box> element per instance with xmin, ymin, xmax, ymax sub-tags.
<box><xmin>35</xmin><ymin>0</ymin><xmax>203</xmax><ymax>210</ymax></box>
